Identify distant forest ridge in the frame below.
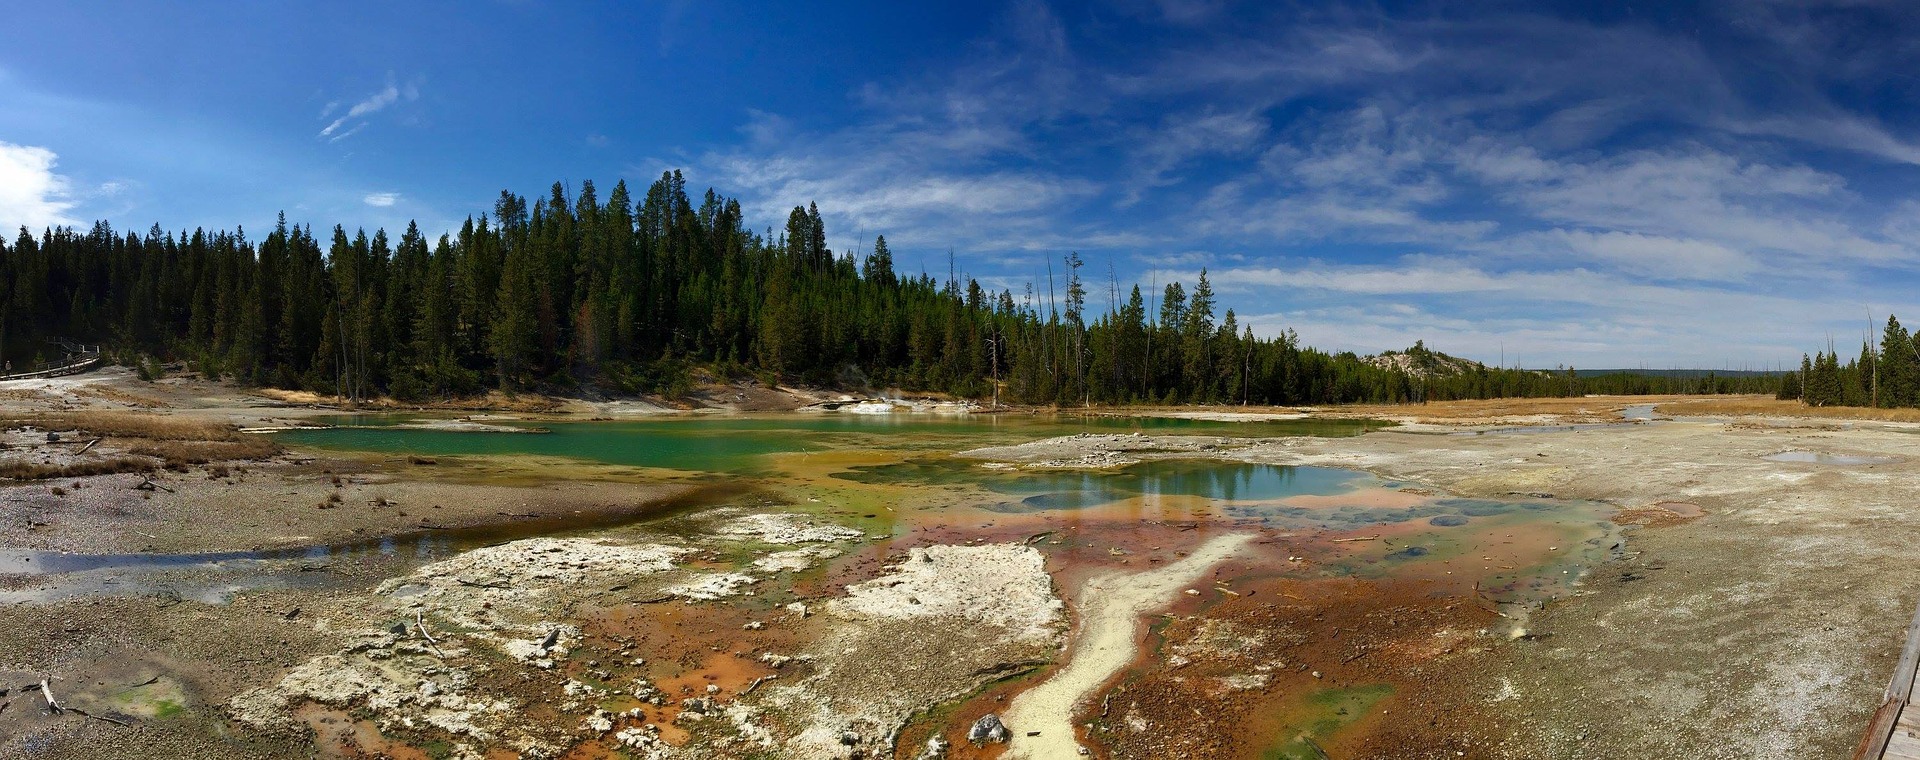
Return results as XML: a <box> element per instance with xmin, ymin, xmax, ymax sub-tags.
<box><xmin>1573</xmin><ymin>368</ymin><xmax>1782</xmax><ymax>378</ymax></box>
<box><xmin>0</xmin><ymin>171</ymin><xmax>1787</xmax><ymax>405</ymax></box>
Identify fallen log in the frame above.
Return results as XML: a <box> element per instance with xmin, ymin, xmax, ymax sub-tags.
<box><xmin>416</xmin><ymin>611</ymin><xmax>448</xmax><ymax>658</ymax></box>
<box><xmin>71</xmin><ymin>707</ymin><xmax>131</xmax><ymax>726</ymax></box>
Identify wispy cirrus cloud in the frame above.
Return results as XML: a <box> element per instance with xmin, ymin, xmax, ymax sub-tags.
<box><xmin>319</xmin><ymin>77</ymin><xmax>418</xmax><ymax>142</ymax></box>
<box><xmin>677</xmin><ymin>0</ymin><xmax>1920</xmax><ymax>364</ymax></box>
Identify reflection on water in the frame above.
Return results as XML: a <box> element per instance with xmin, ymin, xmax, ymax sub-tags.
<box><xmin>838</xmin><ymin>459</ymin><xmax>1367</xmax><ymax>512</ymax></box>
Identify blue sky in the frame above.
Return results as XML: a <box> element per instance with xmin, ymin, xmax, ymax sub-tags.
<box><xmin>4</xmin><ymin>0</ymin><xmax>1920</xmax><ymax>368</ymax></box>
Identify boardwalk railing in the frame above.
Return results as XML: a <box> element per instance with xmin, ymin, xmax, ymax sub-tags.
<box><xmin>1856</xmin><ymin>599</ymin><xmax>1920</xmax><ymax>759</ymax></box>
<box><xmin>0</xmin><ymin>340</ymin><xmax>103</xmax><ymax>382</ymax></box>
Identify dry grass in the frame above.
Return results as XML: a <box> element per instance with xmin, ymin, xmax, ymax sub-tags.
<box><xmin>1324</xmin><ymin>395</ymin><xmax>1702</xmax><ymax>424</ymax></box>
<box><xmin>0</xmin><ymin>411</ymin><xmax>281</xmax><ymax>471</ymax></box>
<box><xmin>3</xmin><ymin>411</ymin><xmax>244</xmax><ymax>441</ymax></box>
<box><xmin>1657</xmin><ymin>396</ymin><xmax>1920</xmax><ymax>422</ymax></box>
<box><xmin>252</xmin><ymin>388</ymin><xmax>327</xmax><ymax>405</ymax></box>
<box><xmin>253</xmin><ymin>386</ymin><xmax>569</xmax><ymax>413</ymax></box>
<box><xmin>0</xmin><ymin>456</ymin><xmax>153</xmax><ymax>480</ymax></box>
<box><xmin>128</xmin><ymin>437</ymin><xmax>281</xmax><ymax>466</ymax></box>
<box><xmin>74</xmin><ymin>385</ymin><xmax>164</xmax><ymax>408</ymax></box>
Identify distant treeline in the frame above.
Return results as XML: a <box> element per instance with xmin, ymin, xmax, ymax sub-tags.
<box><xmin>1785</xmin><ymin>314</ymin><xmax>1920</xmax><ymax>407</ymax></box>
<box><xmin>0</xmin><ymin>171</ymin><xmax>1782</xmax><ymax>405</ymax></box>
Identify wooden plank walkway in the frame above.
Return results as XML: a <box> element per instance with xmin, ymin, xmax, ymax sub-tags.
<box><xmin>0</xmin><ymin>355</ymin><xmax>101</xmax><ymax>382</ymax></box>
<box><xmin>1858</xmin><ymin>601</ymin><xmax>1920</xmax><ymax>759</ymax></box>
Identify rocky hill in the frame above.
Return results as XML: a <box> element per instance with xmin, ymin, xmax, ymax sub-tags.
<box><xmin>1362</xmin><ymin>341</ymin><xmax>1487</xmax><ymax>377</ymax></box>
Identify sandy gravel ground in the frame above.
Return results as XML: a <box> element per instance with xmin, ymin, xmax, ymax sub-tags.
<box><xmin>5</xmin><ymin>368</ymin><xmax>1915</xmax><ymax>759</ymax></box>
<box><xmin>968</xmin><ymin>414</ymin><xmax>1920</xmax><ymax>758</ymax></box>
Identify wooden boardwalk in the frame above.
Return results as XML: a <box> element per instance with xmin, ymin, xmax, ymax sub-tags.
<box><xmin>0</xmin><ymin>355</ymin><xmax>101</xmax><ymax>382</ymax></box>
<box><xmin>1859</xmin><ymin>602</ymin><xmax>1920</xmax><ymax>759</ymax></box>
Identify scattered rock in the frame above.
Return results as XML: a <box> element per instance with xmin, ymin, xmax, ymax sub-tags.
<box><xmin>831</xmin><ymin>544</ymin><xmax>1064</xmax><ymax>644</ymax></box>
<box><xmin>968</xmin><ymin>713</ymin><xmax>1011</xmax><ymax>744</ymax></box>
<box><xmin>666</xmin><ymin>573</ymin><xmax>760</xmax><ymax>601</ymax></box>
<box><xmin>915</xmin><ymin>735</ymin><xmax>951</xmax><ymax>760</ymax></box>
<box><xmin>716</xmin><ymin>513</ymin><xmax>866</xmax><ymax>544</ymax></box>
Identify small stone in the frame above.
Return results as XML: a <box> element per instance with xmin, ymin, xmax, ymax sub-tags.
<box><xmin>967</xmin><ymin>713</ymin><xmax>1011</xmax><ymax>745</ymax></box>
<box><xmin>916</xmin><ymin>735</ymin><xmax>951</xmax><ymax>760</ymax></box>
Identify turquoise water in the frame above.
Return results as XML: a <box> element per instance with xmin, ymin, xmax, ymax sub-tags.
<box><xmin>277</xmin><ymin>413</ymin><xmax>1387</xmax><ymax>474</ymax></box>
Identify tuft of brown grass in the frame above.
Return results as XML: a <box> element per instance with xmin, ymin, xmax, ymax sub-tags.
<box><xmin>1657</xmin><ymin>396</ymin><xmax>1920</xmax><ymax>422</ymax></box>
<box><xmin>1</xmin><ymin>411</ymin><xmax>282</xmax><ymax>468</ymax></box>
<box><xmin>0</xmin><ymin>457</ymin><xmax>153</xmax><ymax>480</ymax></box>
<box><xmin>74</xmin><ymin>386</ymin><xmax>164</xmax><ymax>408</ymax></box>
<box><xmin>3</xmin><ymin>411</ymin><xmax>243</xmax><ymax>441</ymax></box>
<box><xmin>1323</xmin><ymin>395</ymin><xmax>1703</xmax><ymax>424</ymax></box>
<box><xmin>127</xmin><ymin>437</ymin><xmax>281</xmax><ymax>467</ymax></box>
<box><xmin>253</xmin><ymin>386</ymin><xmax>569</xmax><ymax>413</ymax></box>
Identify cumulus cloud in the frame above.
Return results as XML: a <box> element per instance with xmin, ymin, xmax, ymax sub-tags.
<box><xmin>0</xmin><ymin>141</ymin><xmax>77</xmax><ymax>231</ymax></box>
<box><xmin>363</xmin><ymin>192</ymin><xmax>400</xmax><ymax>207</ymax></box>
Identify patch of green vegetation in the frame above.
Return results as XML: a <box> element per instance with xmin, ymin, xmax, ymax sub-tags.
<box><xmin>418</xmin><ymin>738</ymin><xmax>456</xmax><ymax>760</ymax></box>
<box><xmin>1262</xmin><ymin>684</ymin><xmax>1394</xmax><ymax>760</ymax></box>
<box><xmin>150</xmin><ymin>698</ymin><xmax>185</xmax><ymax>718</ymax></box>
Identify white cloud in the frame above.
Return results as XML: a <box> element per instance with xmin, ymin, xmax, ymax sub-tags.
<box><xmin>319</xmin><ymin>78</ymin><xmax>417</xmax><ymax>140</ymax></box>
<box><xmin>1119</xmin><ymin>109</ymin><xmax>1268</xmax><ymax>205</ymax></box>
<box><xmin>363</xmin><ymin>192</ymin><xmax>400</xmax><ymax>207</ymax></box>
<box><xmin>1182</xmin><ymin>258</ymin><xmax>1849</xmax><ymax>367</ymax></box>
<box><xmin>679</xmin><ymin>3</ymin><xmax>1920</xmax><ymax>365</ymax></box>
<box><xmin>1521</xmin><ymin>230</ymin><xmax>1758</xmax><ymax>281</ymax></box>
<box><xmin>0</xmin><ymin>141</ymin><xmax>77</xmax><ymax>231</ymax></box>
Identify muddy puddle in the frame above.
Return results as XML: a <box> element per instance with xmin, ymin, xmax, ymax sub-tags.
<box><xmin>6</xmin><ymin>413</ymin><xmax>1629</xmax><ymax>757</ymax></box>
